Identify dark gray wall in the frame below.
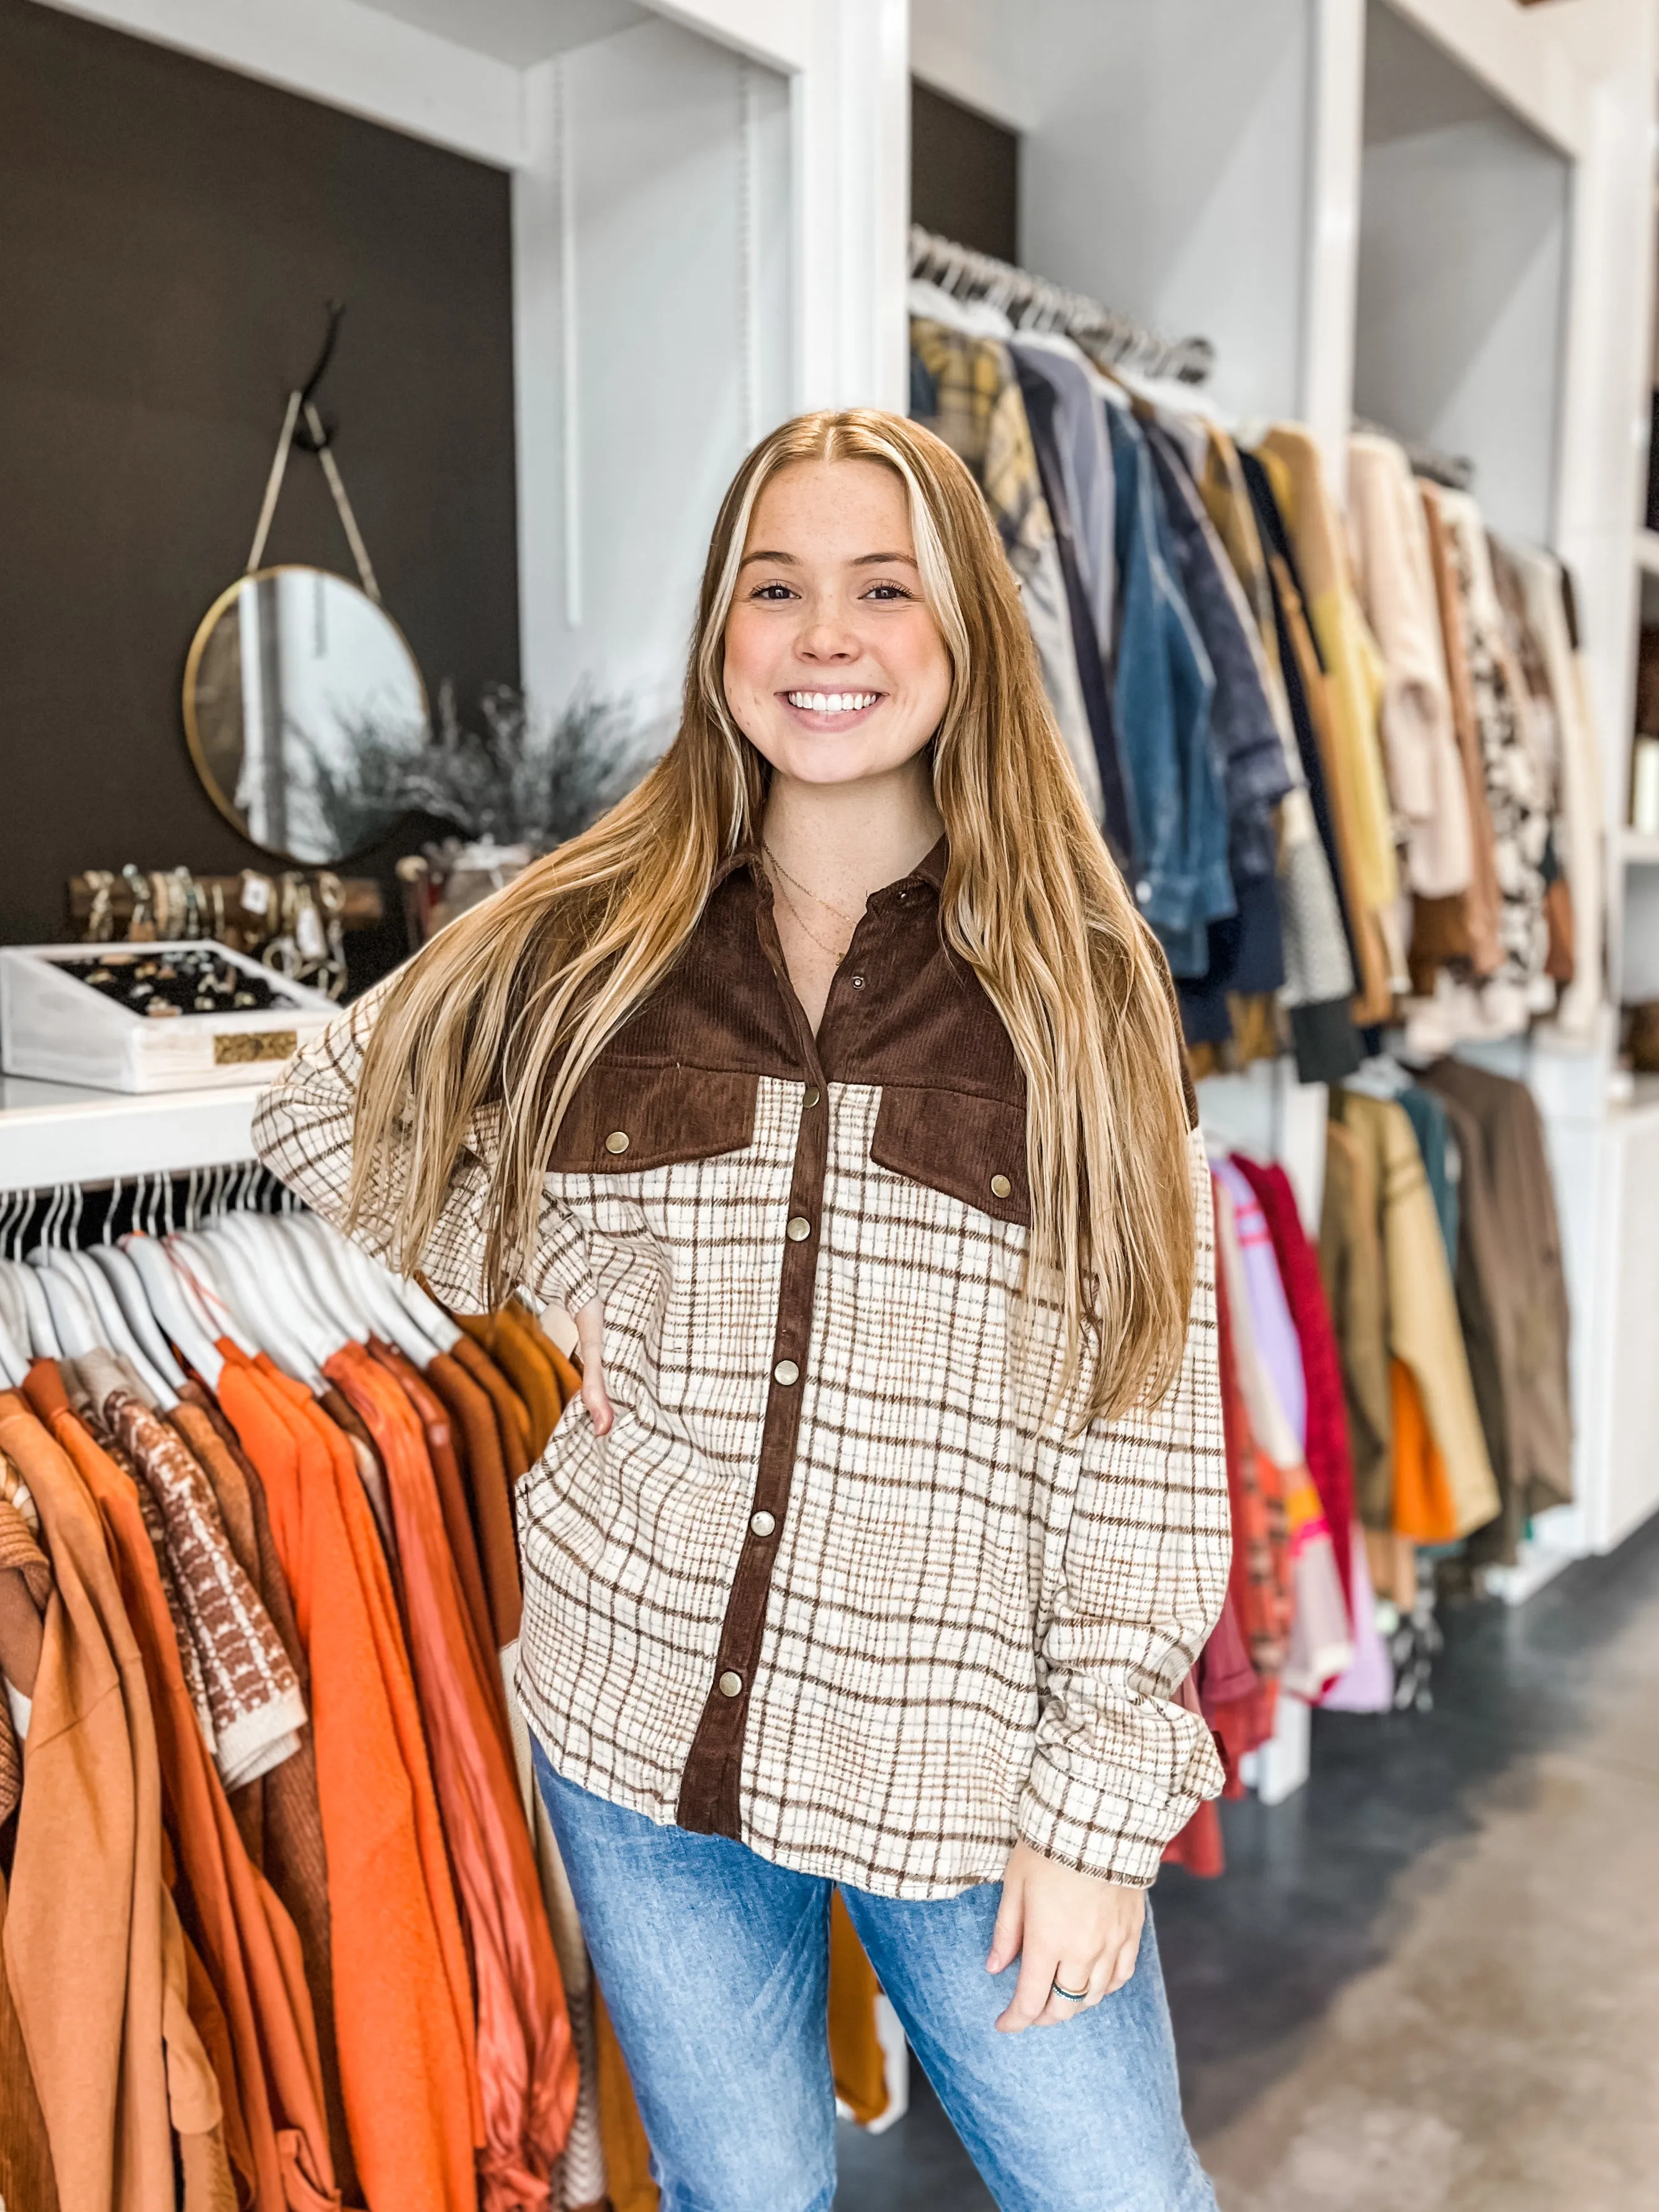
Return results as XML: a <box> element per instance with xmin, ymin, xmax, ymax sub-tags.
<box><xmin>910</xmin><ymin>79</ymin><xmax>1019</xmax><ymax>263</ymax></box>
<box><xmin>0</xmin><ymin>0</ymin><xmax>519</xmax><ymax>977</ymax></box>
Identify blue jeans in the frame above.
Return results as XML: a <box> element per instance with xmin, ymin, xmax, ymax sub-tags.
<box><xmin>533</xmin><ymin>1747</ymin><xmax>1216</xmax><ymax>2212</ymax></box>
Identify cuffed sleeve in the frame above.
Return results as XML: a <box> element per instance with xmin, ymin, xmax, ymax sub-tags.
<box><xmin>1018</xmin><ymin>1132</ymin><xmax>1232</xmax><ymax>1886</ymax></box>
<box><xmin>251</xmin><ymin>988</ymin><xmax>596</xmax><ymax>1318</ymax></box>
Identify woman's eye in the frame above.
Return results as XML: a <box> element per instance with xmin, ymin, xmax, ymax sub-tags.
<box><xmin>863</xmin><ymin>582</ymin><xmax>912</xmax><ymax>602</ymax></box>
<box><xmin>750</xmin><ymin>582</ymin><xmax>797</xmax><ymax>601</ymax></box>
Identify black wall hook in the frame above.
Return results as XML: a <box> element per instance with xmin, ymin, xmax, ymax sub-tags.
<box><xmin>292</xmin><ymin>298</ymin><xmax>346</xmax><ymax>452</ymax></box>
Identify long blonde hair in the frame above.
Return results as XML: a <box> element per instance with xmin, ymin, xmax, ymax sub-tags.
<box><xmin>348</xmin><ymin>409</ymin><xmax>1195</xmax><ymax>1421</ymax></box>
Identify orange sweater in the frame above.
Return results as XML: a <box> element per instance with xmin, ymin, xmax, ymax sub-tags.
<box><xmin>215</xmin><ymin>1349</ymin><xmax>480</xmax><ymax>2211</ymax></box>
<box><xmin>327</xmin><ymin>1343</ymin><xmax>577</xmax><ymax>2208</ymax></box>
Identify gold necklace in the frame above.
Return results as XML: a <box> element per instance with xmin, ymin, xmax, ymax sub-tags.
<box><xmin>768</xmin><ymin>868</ymin><xmax>852</xmax><ymax>960</ymax></box>
<box><xmin>763</xmin><ymin>843</ymin><xmax>861</xmax><ymax>928</ymax></box>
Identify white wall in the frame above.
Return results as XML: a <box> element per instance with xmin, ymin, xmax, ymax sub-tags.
<box><xmin>909</xmin><ymin>0</ymin><xmax>1316</xmax><ymax>428</ymax></box>
<box><xmin>1355</xmin><ymin>1</ymin><xmax>1571</xmax><ymax>544</ymax></box>
<box><xmin>1022</xmin><ymin>0</ymin><xmax>1315</xmax><ymax>428</ymax></box>
<box><xmin>515</xmin><ymin>15</ymin><xmax>794</xmax><ymax>734</ymax></box>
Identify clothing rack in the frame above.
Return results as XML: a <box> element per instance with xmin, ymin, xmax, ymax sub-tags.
<box><xmin>909</xmin><ymin>223</ymin><xmax>1216</xmax><ymax>387</ymax></box>
<box><xmin>0</xmin><ymin>1162</ymin><xmax>290</xmax><ymax>1259</ymax></box>
<box><xmin>1352</xmin><ymin>416</ymin><xmax>1476</xmax><ymax>492</ymax></box>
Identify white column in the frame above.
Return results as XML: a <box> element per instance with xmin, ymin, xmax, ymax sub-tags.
<box><xmin>1300</xmin><ymin>0</ymin><xmax>1365</xmax><ymax>495</ymax></box>
<box><xmin>793</xmin><ymin>0</ymin><xmax>911</xmax><ymax>413</ymax></box>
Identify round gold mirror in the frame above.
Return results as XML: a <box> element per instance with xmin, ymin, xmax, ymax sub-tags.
<box><xmin>184</xmin><ymin>565</ymin><xmax>429</xmax><ymax>863</ymax></box>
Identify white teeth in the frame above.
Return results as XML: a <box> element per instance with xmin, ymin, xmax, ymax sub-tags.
<box><xmin>787</xmin><ymin>691</ymin><xmax>877</xmax><ymax>714</ymax></box>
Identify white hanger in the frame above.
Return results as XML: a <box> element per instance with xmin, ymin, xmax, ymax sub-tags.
<box><xmin>56</xmin><ymin>1245</ymin><xmax>174</xmax><ymax>1405</ymax></box>
<box><xmin>24</xmin><ymin>1250</ymin><xmax>104</xmax><ymax>1362</ymax></box>
<box><xmin>319</xmin><ymin>1225</ymin><xmax>444</xmax><ymax>1365</ymax></box>
<box><xmin>219</xmin><ymin>1213</ymin><xmax>341</xmax><ymax>1364</ymax></box>
<box><xmin>163</xmin><ymin>1234</ymin><xmax>259</xmax><ymax>1357</ymax></box>
<box><xmin>0</xmin><ymin>1265</ymin><xmax>28</xmax><ymax>1387</ymax></box>
<box><xmin>0</xmin><ymin>1260</ymin><xmax>61</xmax><ymax>1362</ymax></box>
<box><xmin>272</xmin><ymin>1215</ymin><xmax>367</xmax><ymax>1344</ymax></box>
<box><xmin>84</xmin><ymin>1244</ymin><xmax>190</xmax><ymax>1392</ymax></box>
<box><xmin>163</xmin><ymin>1238</ymin><xmax>261</xmax><ymax>1354</ymax></box>
<box><xmin>200</xmin><ymin>1215</ymin><xmax>326</xmax><ymax>1385</ymax></box>
<box><xmin>122</xmin><ymin>1235</ymin><xmax>222</xmax><ymax>1390</ymax></box>
<box><xmin>386</xmin><ymin>1264</ymin><xmax>462</xmax><ymax>1356</ymax></box>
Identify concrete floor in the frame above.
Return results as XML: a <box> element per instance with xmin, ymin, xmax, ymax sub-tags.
<box><xmin>834</xmin><ymin>1511</ymin><xmax>1659</xmax><ymax>2210</ymax></box>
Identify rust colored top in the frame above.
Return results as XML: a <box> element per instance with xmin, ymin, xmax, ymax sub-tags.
<box><xmin>215</xmin><ymin>1349</ymin><xmax>479</xmax><ymax>2211</ymax></box>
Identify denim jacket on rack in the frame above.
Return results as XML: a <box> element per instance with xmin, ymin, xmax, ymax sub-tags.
<box><xmin>1105</xmin><ymin>403</ymin><xmax>1231</xmax><ymax>976</ymax></box>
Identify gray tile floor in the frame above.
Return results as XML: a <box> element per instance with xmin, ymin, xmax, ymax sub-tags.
<box><xmin>833</xmin><ymin>1512</ymin><xmax>1659</xmax><ymax>2209</ymax></box>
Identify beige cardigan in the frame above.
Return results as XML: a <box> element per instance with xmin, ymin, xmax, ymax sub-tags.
<box><xmin>1347</xmin><ymin>434</ymin><xmax>1472</xmax><ymax>901</ymax></box>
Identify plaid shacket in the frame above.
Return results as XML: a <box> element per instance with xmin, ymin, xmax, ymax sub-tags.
<box><xmin>254</xmin><ymin>839</ymin><xmax>1231</xmax><ymax>1895</ymax></box>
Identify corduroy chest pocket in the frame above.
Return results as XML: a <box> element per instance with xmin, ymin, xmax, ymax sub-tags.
<box><xmin>546</xmin><ymin>1061</ymin><xmax>758</xmax><ymax>1176</ymax></box>
<box><xmin>870</xmin><ymin>1085</ymin><xmax>1031</xmax><ymax>1228</ymax></box>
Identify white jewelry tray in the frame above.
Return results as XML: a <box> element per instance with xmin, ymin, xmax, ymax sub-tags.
<box><xmin>0</xmin><ymin>941</ymin><xmax>337</xmax><ymax>1094</ymax></box>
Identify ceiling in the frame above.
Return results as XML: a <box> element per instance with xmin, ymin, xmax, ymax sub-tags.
<box><xmin>359</xmin><ymin>0</ymin><xmax>650</xmax><ymax>67</ymax></box>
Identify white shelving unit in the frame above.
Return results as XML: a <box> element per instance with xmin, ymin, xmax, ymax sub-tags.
<box><xmin>0</xmin><ymin>1075</ymin><xmax>266</xmax><ymax>1195</ymax></box>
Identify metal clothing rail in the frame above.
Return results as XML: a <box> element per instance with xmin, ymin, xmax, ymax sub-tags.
<box><xmin>909</xmin><ymin>222</ymin><xmax>1216</xmax><ymax>387</ymax></box>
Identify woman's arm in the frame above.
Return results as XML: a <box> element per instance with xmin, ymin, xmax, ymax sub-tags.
<box><xmin>996</xmin><ymin>1132</ymin><xmax>1231</xmax><ymax>2028</ymax></box>
<box><xmin>251</xmin><ymin>988</ymin><xmax>599</xmax><ymax>1323</ymax></box>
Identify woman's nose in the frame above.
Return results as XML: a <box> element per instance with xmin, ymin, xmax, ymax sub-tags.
<box><xmin>795</xmin><ymin>618</ymin><xmax>860</xmax><ymax>662</ymax></box>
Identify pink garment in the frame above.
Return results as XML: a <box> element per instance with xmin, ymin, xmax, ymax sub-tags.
<box><xmin>1321</xmin><ymin>1526</ymin><xmax>1395</xmax><ymax>1713</ymax></box>
<box><xmin>1231</xmin><ymin>1156</ymin><xmax>1358</xmax><ymax>1618</ymax></box>
<box><xmin>1214</xmin><ymin>1159</ymin><xmax>1307</xmax><ymax>1449</ymax></box>
<box><xmin>1281</xmin><ymin>1476</ymin><xmax>1354</xmax><ymax>1698</ymax></box>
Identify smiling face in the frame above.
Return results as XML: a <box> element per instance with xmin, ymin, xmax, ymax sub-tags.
<box><xmin>722</xmin><ymin>458</ymin><xmax>953</xmax><ymax>788</ymax></box>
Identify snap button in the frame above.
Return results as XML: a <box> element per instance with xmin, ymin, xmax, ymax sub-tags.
<box><xmin>750</xmin><ymin>1511</ymin><xmax>776</xmax><ymax>1537</ymax></box>
<box><xmin>849</xmin><ymin>974</ymin><xmax>866</xmax><ymax>989</ymax></box>
<box><xmin>604</xmin><ymin>1130</ymin><xmax>630</xmax><ymax>1155</ymax></box>
<box><xmin>717</xmin><ymin>1670</ymin><xmax>744</xmax><ymax>1698</ymax></box>
<box><xmin>803</xmin><ymin>1086</ymin><xmax>822</xmax><ymax>1108</ymax></box>
<box><xmin>990</xmin><ymin>1174</ymin><xmax>1012</xmax><ymax>1200</ymax></box>
<box><xmin>786</xmin><ymin>1216</ymin><xmax>811</xmax><ymax>1243</ymax></box>
<box><xmin>773</xmin><ymin>1359</ymin><xmax>800</xmax><ymax>1387</ymax></box>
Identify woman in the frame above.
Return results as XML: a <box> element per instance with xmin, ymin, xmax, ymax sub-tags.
<box><xmin>256</xmin><ymin>410</ymin><xmax>1229</xmax><ymax>2211</ymax></box>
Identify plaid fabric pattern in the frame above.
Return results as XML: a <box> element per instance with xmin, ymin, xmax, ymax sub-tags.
<box><xmin>910</xmin><ymin>317</ymin><xmax>1051</xmax><ymax>581</ymax></box>
<box><xmin>255</xmin><ymin>902</ymin><xmax>1230</xmax><ymax>1895</ymax></box>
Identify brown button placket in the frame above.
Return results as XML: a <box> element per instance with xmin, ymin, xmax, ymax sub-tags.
<box><xmin>675</xmin><ymin>876</ymin><xmax>843</xmax><ymax>1837</ymax></box>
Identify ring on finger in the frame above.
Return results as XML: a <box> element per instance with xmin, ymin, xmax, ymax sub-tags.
<box><xmin>1050</xmin><ymin>1978</ymin><xmax>1090</xmax><ymax>2005</ymax></box>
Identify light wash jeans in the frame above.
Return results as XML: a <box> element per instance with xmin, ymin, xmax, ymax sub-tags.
<box><xmin>533</xmin><ymin>1745</ymin><xmax>1218</xmax><ymax>2212</ymax></box>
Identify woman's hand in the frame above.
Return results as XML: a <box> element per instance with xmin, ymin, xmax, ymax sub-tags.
<box><xmin>987</xmin><ymin>1840</ymin><xmax>1145</xmax><ymax>2031</ymax></box>
<box><xmin>572</xmin><ymin>1298</ymin><xmax>614</xmax><ymax>1435</ymax></box>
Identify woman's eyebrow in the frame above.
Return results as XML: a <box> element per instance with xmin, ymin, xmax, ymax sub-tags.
<box><xmin>737</xmin><ymin>547</ymin><xmax>920</xmax><ymax>570</ymax></box>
